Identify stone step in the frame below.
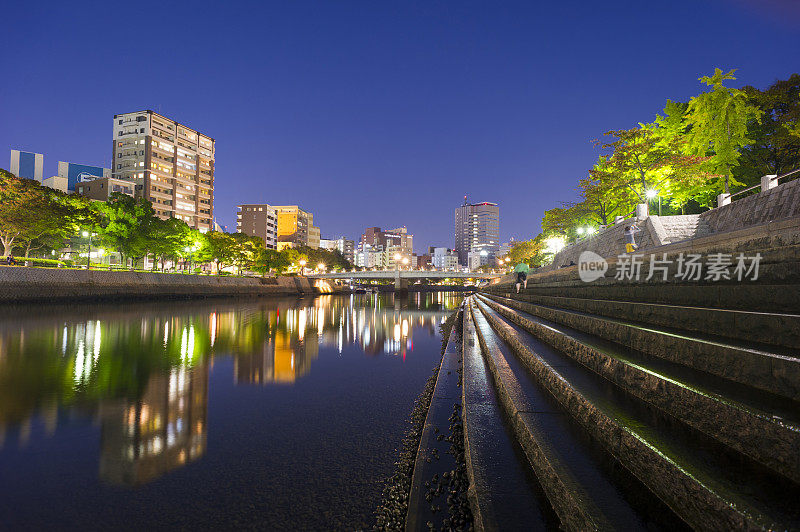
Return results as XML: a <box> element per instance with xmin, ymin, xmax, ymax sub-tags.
<box><xmin>472</xmin><ymin>296</ymin><xmax>800</xmax><ymax>530</ymax></box>
<box><xmin>487</xmin><ymin>281</ymin><xmax>800</xmax><ymax>313</ymax></box>
<box><xmin>483</xmin><ymin>294</ymin><xmax>800</xmax><ymax>402</ymax></box>
<box><xmin>405</xmin><ymin>308</ymin><xmax>466</xmax><ymax>531</ymax></box>
<box><xmin>476</xmin><ymin>294</ymin><xmax>800</xmax><ymax>484</ymax></box>
<box><xmin>467</xmin><ymin>299</ymin><xmax>681</xmax><ymax>531</ymax></box>
<box><xmin>505</xmin><ymin>292</ymin><xmax>800</xmax><ymax>349</ymax></box>
<box><xmin>459</xmin><ymin>307</ymin><xmax>558</xmax><ymax>531</ymax></box>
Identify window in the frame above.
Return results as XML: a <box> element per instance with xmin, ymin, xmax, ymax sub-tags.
<box><xmin>118</xmin><ymin>131</ymin><xmax>123</xmax><ymax>137</ymax></box>
<box><xmin>117</xmin><ymin>164</ymin><xmax>122</xmax><ymax>169</ymax></box>
<box><xmin>140</xmin><ymin>128</ymin><xmax>145</xmax><ymax>133</ymax></box>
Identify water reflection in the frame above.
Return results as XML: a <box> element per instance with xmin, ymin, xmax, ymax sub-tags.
<box><xmin>0</xmin><ymin>292</ymin><xmax>461</xmax><ymax>487</ymax></box>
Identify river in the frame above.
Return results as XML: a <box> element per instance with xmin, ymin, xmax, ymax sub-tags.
<box><xmin>0</xmin><ymin>292</ymin><xmax>462</xmax><ymax>530</ymax></box>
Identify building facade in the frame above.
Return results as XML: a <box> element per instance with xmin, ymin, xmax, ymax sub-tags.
<box><xmin>273</xmin><ymin>206</ymin><xmax>320</xmax><ymax>249</ymax></box>
<box><xmin>359</xmin><ymin>226</ymin><xmax>413</xmax><ymax>256</ymax></box>
<box><xmin>454</xmin><ymin>198</ymin><xmax>500</xmax><ymax>266</ymax></box>
<box><xmin>57</xmin><ymin>161</ymin><xmax>111</xmax><ymax>191</ymax></box>
<box><xmin>76</xmin><ymin>177</ymin><xmax>136</xmax><ymax>201</ymax></box>
<box><xmin>112</xmin><ymin>110</ymin><xmax>215</xmax><ymax>232</ymax></box>
<box><xmin>236</xmin><ymin>204</ymin><xmax>278</xmax><ymax>249</ymax></box>
<box><xmin>319</xmin><ymin>237</ymin><xmax>355</xmax><ymax>264</ymax></box>
<box><xmin>10</xmin><ymin>149</ymin><xmax>44</xmax><ymax>181</ymax></box>
<box><xmin>432</xmin><ymin>247</ymin><xmax>459</xmax><ymax>271</ymax></box>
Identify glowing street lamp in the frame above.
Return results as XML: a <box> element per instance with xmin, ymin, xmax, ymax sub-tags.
<box><xmin>81</xmin><ymin>230</ymin><xmax>93</xmax><ymax>269</ymax></box>
<box><xmin>317</xmin><ymin>262</ymin><xmax>325</xmax><ymax>271</ymax></box>
<box><xmin>646</xmin><ymin>189</ymin><xmax>662</xmax><ymax>215</ymax></box>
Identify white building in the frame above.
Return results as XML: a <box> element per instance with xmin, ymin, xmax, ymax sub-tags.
<box><xmin>432</xmin><ymin>247</ymin><xmax>459</xmax><ymax>271</ymax></box>
<box><xmin>10</xmin><ymin>149</ymin><xmax>44</xmax><ymax>182</ymax></box>
<box><xmin>355</xmin><ymin>244</ymin><xmax>386</xmax><ymax>269</ymax></box>
<box><xmin>320</xmin><ymin>237</ymin><xmax>355</xmax><ymax>264</ymax></box>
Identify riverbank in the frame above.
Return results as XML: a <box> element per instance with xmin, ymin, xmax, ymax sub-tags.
<box><xmin>0</xmin><ymin>265</ymin><xmax>318</xmax><ymax>303</ymax></box>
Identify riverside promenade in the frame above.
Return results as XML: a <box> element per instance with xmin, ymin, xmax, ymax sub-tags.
<box><xmin>401</xmin><ymin>191</ymin><xmax>800</xmax><ymax>530</ymax></box>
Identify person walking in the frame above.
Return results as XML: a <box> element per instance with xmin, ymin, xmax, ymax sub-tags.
<box><xmin>624</xmin><ymin>223</ymin><xmax>641</xmax><ymax>253</ymax></box>
<box><xmin>513</xmin><ymin>262</ymin><xmax>530</xmax><ymax>293</ymax></box>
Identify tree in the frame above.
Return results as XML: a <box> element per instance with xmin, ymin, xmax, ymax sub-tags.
<box><xmin>148</xmin><ymin>217</ymin><xmax>194</xmax><ymax>270</ymax></box>
<box><xmin>738</xmin><ymin>73</ymin><xmax>800</xmax><ymax>185</ymax></box>
<box><xmin>685</xmin><ymin>68</ymin><xmax>763</xmax><ymax>194</ymax></box>
<box><xmin>0</xmin><ymin>170</ymin><xmax>88</xmax><ymax>257</ymax></box>
<box><xmin>594</xmin><ymin>125</ymin><xmax>692</xmax><ymax>203</ymax></box>
<box><xmin>94</xmin><ymin>193</ymin><xmax>157</xmax><ymax>268</ymax></box>
<box><xmin>507</xmin><ymin>235</ymin><xmax>548</xmax><ymax>268</ymax></box>
<box><xmin>198</xmin><ymin>231</ymin><xmax>237</xmax><ymax>273</ymax></box>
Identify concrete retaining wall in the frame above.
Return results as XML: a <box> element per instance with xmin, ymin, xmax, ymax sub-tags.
<box><xmin>0</xmin><ymin>267</ymin><xmax>317</xmax><ymax>303</ymax></box>
<box><xmin>700</xmin><ymin>177</ymin><xmax>800</xmax><ymax>233</ymax></box>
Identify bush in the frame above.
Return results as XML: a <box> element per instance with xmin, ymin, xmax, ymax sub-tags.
<box><xmin>2</xmin><ymin>256</ymin><xmax>68</xmax><ymax>268</ymax></box>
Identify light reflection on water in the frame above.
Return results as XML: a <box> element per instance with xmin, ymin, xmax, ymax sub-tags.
<box><xmin>0</xmin><ymin>292</ymin><xmax>462</xmax><ymax>529</ymax></box>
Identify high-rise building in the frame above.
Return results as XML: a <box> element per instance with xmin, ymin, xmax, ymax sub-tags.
<box><xmin>454</xmin><ymin>197</ymin><xmax>499</xmax><ymax>266</ymax></box>
<box><xmin>320</xmin><ymin>237</ymin><xmax>355</xmax><ymax>264</ymax></box>
<box><xmin>57</xmin><ymin>161</ymin><xmax>111</xmax><ymax>191</ymax></box>
<box><xmin>112</xmin><ymin>110</ymin><xmax>215</xmax><ymax>232</ymax></box>
<box><xmin>9</xmin><ymin>149</ymin><xmax>44</xmax><ymax>181</ymax></box>
<box><xmin>273</xmin><ymin>206</ymin><xmax>320</xmax><ymax>249</ymax></box>
<box><xmin>236</xmin><ymin>204</ymin><xmax>278</xmax><ymax>249</ymax></box>
<box><xmin>359</xmin><ymin>226</ymin><xmax>413</xmax><ymax>256</ymax></box>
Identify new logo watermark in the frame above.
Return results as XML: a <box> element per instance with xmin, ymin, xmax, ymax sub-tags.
<box><xmin>578</xmin><ymin>251</ymin><xmax>608</xmax><ymax>282</ymax></box>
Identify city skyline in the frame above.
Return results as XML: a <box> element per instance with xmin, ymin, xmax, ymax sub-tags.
<box><xmin>2</xmin><ymin>2</ymin><xmax>799</xmax><ymax>249</ymax></box>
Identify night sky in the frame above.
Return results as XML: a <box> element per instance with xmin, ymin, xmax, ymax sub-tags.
<box><xmin>2</xmin><ymin>1</ymin><xmax>798</xmax><ymax>252</ymax></box>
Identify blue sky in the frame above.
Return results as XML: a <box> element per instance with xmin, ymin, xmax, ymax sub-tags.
<box><xmin>2</xmin><ymin>0</ymin><xmax>798</xmax><ymax>251</ymax></box>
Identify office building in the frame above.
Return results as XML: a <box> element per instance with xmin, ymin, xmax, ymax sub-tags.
<box><xmin>273</xmin><ymin>206</ymin><xmax>320</xmax><ymax>249</ymax></box>
<box><xmin>112</xmin><ymin>110</ymin><xmax>215</xmax><ymax>232</ymax></box>
<box><xmin>9</xmin><ymin>149</ymin><xmax>44</xmax><ymax>181</ymax></box>
<box><xmin>57</xmin><ymin>161</ymin><xmax>111</xmax><ymax>191</ymax></box>
<box><xmin>455</xmin><ymin>197</ymin><xmax>500</xmax><ymax>266</ymax></box>
<box><xmin>432</xmin><ymin>247</ymin><xmax>459</xmax><ymax>271</ymax></box>
<box><xmin>76</xmin><ymin>177</ymin><xmax>135</xmax><ymax>201</ymax></box>
<box><xmin>237</xmin><ymin>204</ymin><xmax>278</xmax><ymax>249</ymax></box>
<box><xmin>42</xmin><ymin>175</ymin><xmax>68</xmax><ymax>193</ymax></box>
<box><xmin>320</xmin><ymin>237</ymin><xmax>355</xmax><ymax>264</ymax></box>
<box><xmin>355</xmin><ymin>244</ymin><xmax>386</xmax><ymax>269</ymax></box>
<box><xmin>359</xmin><ymin>226</ymin><xmax>413</xmax><ymax>256</ymax></box>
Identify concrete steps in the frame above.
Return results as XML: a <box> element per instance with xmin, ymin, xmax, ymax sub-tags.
<box><xmin>467</xmin><ymin>299</ymin><xmax>684</xmax><ymax>531</ymax></box>
<box><xmin>503</xmin><ymin>291</ymin><xmax>800</xmax><ymax>349</ymax></box>
<box><xmin>460</xmin><ymin>307</ymin><xmax>558</xmax><ymax>530</ymax></box>
<box><xmin>468</xmin><ymin>295</ymin><xmax>800</xmax><ymax>530</ymax></box>
<box><xmin>477</xmin><ymin>294</ymin><xmax>800</xmax><ymax>484</ymax></box>
<box><xmin>481</xmin><ymin>293</ymin><xmax>800</xmax><ymax>402</ymax></box>
<box><xmin>658</xmin><ymin>214</ymin><xmax>711</xmax><ymax>244</ymax></box>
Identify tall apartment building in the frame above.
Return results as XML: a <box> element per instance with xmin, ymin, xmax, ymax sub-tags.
<box><xmin>273</xmin><ymin>206</ymin><xmax>320</xmax><ymax>249</ymax></box>
<box><xmin>454</xmin><ymin>197</ymin><xmax>499</xmax><ymax>266</ymax></box>
<box><xmin>236</xmin><ymin>204</ymin><xmax>278</xmax><ymax>249</ymax></box>
<box><xmin>9</xmin><ymin>149</ymin><xmax>44</xmax><ymax>181</ymax></box>
<box><xmin>359</xmin><ymin>226</ymin><xmax>413</xmax><ymax>256</ymax></box>
<box><xmin>112</xmin><ymin>110</ymin><xmax>215</xmax><ymax>232</ymax></box>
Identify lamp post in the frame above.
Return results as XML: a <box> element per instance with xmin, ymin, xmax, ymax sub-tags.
<box><xmin>82</xmin><ymin>230</ymin><xmax>92</xmax><ymax>270</ymax></box>
<box><xmin>394</xmin><ymin>252</ymin><xmax>402</xmax><ymax>271</ymax></box>
<box><xmin>646</xmin><ymin>189</ymin><xmax>661</xmax><ymax>216</ymax></box>
<box><xmin>299</xmin><ymin>259</ymin><xmax>307</xmax><ymax>275</ymax></box>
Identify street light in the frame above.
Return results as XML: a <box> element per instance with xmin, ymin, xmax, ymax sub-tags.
<box><xmin>646</xmin><ymin>189</ymin><xmax>661</xmax><ymax>215</ymax></box>
<box><xmin>317</xmin><ymin>262</ymin><xmax>325</xmax><ymax>271</ymax></box>
<box><xmin>299</xmin><ymin>259</ymin><xmax>307</xmax><ymax>275</ymax></box>
<box><xmin>82</xmin><ymin>230</ymin><xmax>92</xmax><ymax>269</ymax></box>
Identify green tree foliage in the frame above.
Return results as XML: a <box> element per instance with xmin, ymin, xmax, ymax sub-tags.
<box><xmin>685</xmin><ymin>68</ymin><xmax>763</xmax><ymax>193</ymax></box>
<box><xmin>506</xmin><ymin>236</ymin><xmax>546</xmax><ymax>267</ymax></box>
<box><xmin>94</xmin><ymin>193</ymin><xmax>157</xmax><ymax>267</ymax></box>
<box><xmin>738</xmin><ymin>74</ymin><xmax>800</xmax><ymax>184</ymax></box>
<box><xmin>0</xmin><ymin>170</ymin><xmax>94</xmax><ymax>257</ymax></box>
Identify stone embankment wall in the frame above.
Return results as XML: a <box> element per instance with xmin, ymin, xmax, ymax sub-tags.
<box><xmin>544</xmin><ymin>178</ymin><xmax>800</xmax><ymax>270</ymax></box>
<box><xmin>700</xmin><ymin>177</ymin><xmax>800</xmax><ymax>233</ymax></box>
<box><xmin>0</xmin><ymin>267</ymin><xmax>318</xmax><ymax>303</ymax></box>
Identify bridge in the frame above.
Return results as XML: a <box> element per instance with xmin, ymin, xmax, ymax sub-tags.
<box><xmin>306</xmin><ymin>269</ymin><xmax>502</xmax><ymax>290</ymax></box>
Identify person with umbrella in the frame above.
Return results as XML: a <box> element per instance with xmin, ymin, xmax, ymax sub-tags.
<box><xmin>513</xmin><ymin>262</ymin><xmax>530</xmax><ymax>293</ymax></box>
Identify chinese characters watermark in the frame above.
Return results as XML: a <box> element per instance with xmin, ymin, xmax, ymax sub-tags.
<box><xmin>578</xmin><ymin>252</ymin><xmax>761</xmax><ymax>283</ymax></box>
